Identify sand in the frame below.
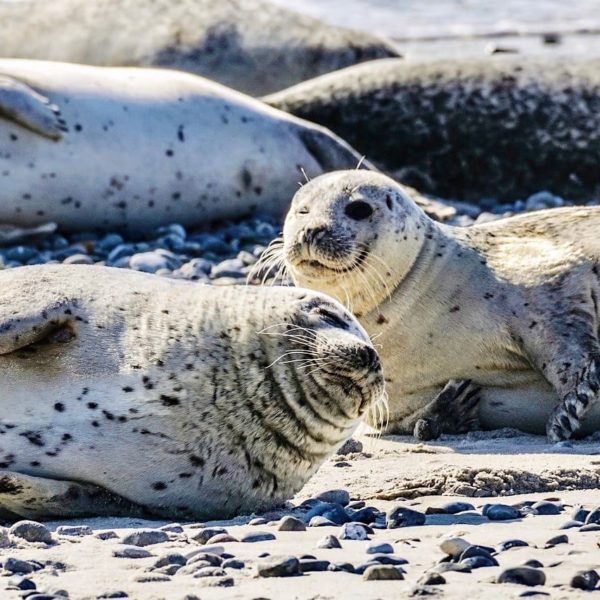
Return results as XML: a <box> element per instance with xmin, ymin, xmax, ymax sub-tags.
<box><xmin>2</xmin><ymin>429</ymin><xmax>600</xmax><ymax>599</ymax></box>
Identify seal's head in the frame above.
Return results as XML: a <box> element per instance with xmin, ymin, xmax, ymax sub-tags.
<box><xmin>281</xmin><ymin>170</ymin><xmax>430</xmax><ymax>315</ymax></box>
<box><xmin>259</xmin><ymin>288</ymin><xmax>385</xmax><ymax>434</ymax></box>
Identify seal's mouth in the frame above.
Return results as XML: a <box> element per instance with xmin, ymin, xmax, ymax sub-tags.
<box><xmin>292</xmin><ymin>249</ymin><xmax>368</xmax><ymax>279</ymax></box>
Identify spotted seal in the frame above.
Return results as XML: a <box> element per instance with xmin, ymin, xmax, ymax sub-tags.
<box><xmin>0</xmin><ymin>264</ymin><xmax>384</xmax><ymax>520</ymax></box>
<box><xmin>0</xmin><ymin>0</ymin><xmax>399</xmax><ymax>96</ymax></box>
<box><xmin>0</xmin><ymin>58</ymin><xmax>369</xmax><ymax>234</ymax></box>
<box><xmin>265</xmin><ymin>57</ymin><xmax>600</xmax><ymax>202</ymax></box>
<box><xmin>273</xmin><ymin>170</ymin><xmax>600</xmax><ymax>442</ymax></box>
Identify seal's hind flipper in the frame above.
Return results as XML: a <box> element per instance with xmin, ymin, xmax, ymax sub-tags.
<box><xmin>0</xmin><ymin>297</ymin><xmax>77</xmax><ymax>355</ymax></box>
<box><xmin>0</xmin><ymin>76</ymin><xmax>65</xmax><ymax>140</ymax></box>
<box><xmin>0</xmin><ymin>471</ymin><xmax>149</xmax><ymax>520</ymax></box>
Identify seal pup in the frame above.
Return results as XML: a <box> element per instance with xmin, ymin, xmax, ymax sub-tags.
<box><xmin>274</xmin><ymin>170</ymin><xmax>600</xmax><ymax>441</ymax></box>
<box><xmin>0</xmin><ymin>264</ymin><xmax>384</xmax><ymax>520</ymax></box>
<box><xmin>265</xmin><ymin>57</ymin><xmax>600</xmax><ymax>202</ymax></box>
<box><xmin>0</xmin><ymin>0</ymin><xmax>399</xmax><ymax>96</ymax></box>
<box><xmin>0</xmin><ymin>59</ymin><xmax>366</xmax><ymax>234</ymax></box>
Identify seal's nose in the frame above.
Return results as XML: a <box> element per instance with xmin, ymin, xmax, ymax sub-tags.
<box><xmin>303</xmin><ymin>225</ymin><xmax>329</xmax><ymax>245</ymax></box>
<box><xmin>356</xmin><ymin>344</ymin><xmax>380</xmax><ymax>370</ymax></box>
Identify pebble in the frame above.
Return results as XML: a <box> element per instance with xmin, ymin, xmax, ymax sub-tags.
<box><xmin>187</xmin><ymin>552</ymin><xmax>223</xmax><ymax>567</ymax></box>
<box><xmin>56</xmin><ymin>525</ymin><xmax>93</xmax><ymax>537</ymax></box>
<box><xmin>309</xmin><ymin>516</ymin><xmax>337</xmax><ymax>528</ymax></box>
<box><xmin>337</xmin><ymin>438</ymin><xmax>363</xmax><ymax>454</ymax></box>
<box><xmin>316</xmin><ymin>535</ymin><xmax>342</xmax><ymax>549</ymax></box>
<box><xmin>497</xmin><ymin>567</ymin><xmax>546</xmax><ymax>586</ymax></box>
<box><xmin>339</xmin><ymin>522</ymin><xmax>370</xmax><ymax>540</ymax></box>
<box><xmin>134</xmin><ymin>574</ymin><xmax>171</xmax><ymax>583</ymax></box>
<box><xmin>205</xmin><ymin>533</ymin><xmax>239</xmax><ymax>544</ymax></box>
<box><xmin>584</xmin><ymin>507</ymin><xmax>600</xmax><ymax>524</ymax></box>
<box><xmin>112</xmin><ymin>545</ymin><xmax>153</xmax><ymax>559</ymax></box>
<box><xmin>496</xmin><ymin>539</ymin><xmax>529</xmax><ymax>552</ymax></box>
<box><xmin>366</xmin><ymin>541</ymin><xmax>394</xmax><ymax>554</ymax></box>
<box><xmin>545</xmin><ymin>534</ymin><xmax>568</xmax><ymax>547</ymax></box>
<box><xmin>95</xmin><ymin>531</ymin><xmax>118</xmax><ymax>540</ymax></box>
<box><xmin>120</xmin><ymin>529</ymin><xmax>169</xmax><ymax>547</ymax></box>
<box><xmin>3</xmin><ymin>557</ymin><xmax>36</xmax><ymax>574</ymax></box>
<box><xmin>152</xmin><ymin>553</ymin><xmax>187</xmax><ymax>568</ymax></box>
<box><xmin>9</xmin><ymin>521</ymin><xmax>53</xmax><ymax>544</ymax></box>
<box><xmin>192</xmin><ymin>567</ymin><xmax>227</xmax><ymax>578</ymax></box>
<box><xmin>531</xmin><ymin>501</ymin><xmax>562</xmax><ymax>515</ymax></box>
<box><xmin>240</xmin><ymin>531</ymin><xmax>276</xmax><ymax>543</ymax></box>
<box><xmin>256</xmin><ymin>556</ymin><xmax>300</xmax><ymax>577</ymax></box>
<box><xmin>189</xmin><ymin>527</ymin><xmax>226</xmax><ymax>544</ymax></box>
<box><xmin>299</xmin><ymin>559</ymin><xmax>331</xmax><ymax>573</ymax></box>
<box><xmin>222</xmin><ymin>559</ymin><xmax>245</xmax><ymax>570</ymax></box>
<box><xmin>363</xmin><ymin>565</ymin><xmax>405</xmax><ymax>580</ymax></box>
<box><xmin>440</xmin><ymin>537</ymin><xmax>470</xmax><ymax>557</ymax></box>
<box><xmin>570</xmin><ymin>569</ymin><xmax>600</xmax><ymax>591</ymax></box>
<box><xmin>386</xmin><ymin>506</ymin><xmax>426</xmax><ymax>528</ymax></box>
<box><xmin>419</xmin><ymin>572</ymin><xmax>446</xmax><ymax>586</ymax></box>
<box><xmin>484</xmin><ymin>504</ymin><xmax>521</xmax><ymax>521</ymax></box>
<box><xmin>277</xmin><ymin>516</ymin><xmax>307</xmax><ymax>532</ymax></box>
<box><xmin>315</xmin><ymin>489</ymin><xmax>351</xmax><ymax>506</ymax></box>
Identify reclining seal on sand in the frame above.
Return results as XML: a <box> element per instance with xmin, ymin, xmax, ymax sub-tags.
<box><xmin>0</xmin><ymin>59</ymin><xmax>366</xmax><ymax>234</ymax></box>
<box><xmin>0</xmin><ymin>0</ymin><xmax>399</xmax><ymax>96</ymax></box>
<box><xmin>0</xmin><ymin>265</ymin><xmax>384</xmax><ymax>520</ymax></box>
<box><xmin>265</xmin><ymin>57</ymin><xmax>600</xmax><ymax>202</ymax></box>
<box><xmin>271</xmin><ymin>170</ymin><xmax>600</xmax><ymax>442</ymax></box>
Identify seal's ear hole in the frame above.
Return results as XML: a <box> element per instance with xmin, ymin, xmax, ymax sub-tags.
<box><xmin>345</xmin><ymin>200</ymin><xmax>373</xmax><ymax>221</ymax></box>
<box><xmin>385</xmin><ymin>195</ymin><xmax>393</xmax><ymax>210</ymax></box>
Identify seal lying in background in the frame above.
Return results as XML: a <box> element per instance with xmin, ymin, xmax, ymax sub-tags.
<box><xmin>0</xmin><ymin>265</ymin><xmax>384</xmax><ymax>520</ymax></box>
<box><xmin>265</xmin><ymin>57</ymin><xmax>600</xmax><ymax>202</ymax></box>
<box><xmin>275</xmin><ymin>170</ymin><xmax>600</xmax><ymax>442</ymax></box>
<box><xmin>0</xmin><ymin>0</ymin><xmax>399</xmax><ymax>96</ymax></box>
<box><xmin>0</xmin><ymin>59</ymin><xmax>365</xmax><ymax>234</ymax></box>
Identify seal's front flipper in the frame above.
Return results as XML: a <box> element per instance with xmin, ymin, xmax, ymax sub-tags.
<box><xmin>0</xmin><ymin>76</ymin><xmax>65</xmax><ymax>140</ymax></box>
<box><xmin>0</xmin><ymin>471</ymin><xmax>148</xmax><ymax>519</ymax></box>
<box><xmin>413</xmin><ymin>379</ymin><xmax>481</xmax><ymax>441</ymax></box>
<box><xmin>0</xmin><ymin>298</ymin><xmax>77</xmax><ymax>355</ymax></box>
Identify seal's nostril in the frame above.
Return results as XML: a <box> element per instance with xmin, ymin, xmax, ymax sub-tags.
<box><xmin>345</xmin><ymin>200</ymin><xmax>373</xmax><ymax>221</ymax></box>
<box><xmin>304</xmin><ymin>225</ymin><xmax>328</xmax><ymax>245</ymax></box>
<box><xmin>358</xmin><ymin>345</ymin><xmax>379</xmax><ymax>368</ymax></box>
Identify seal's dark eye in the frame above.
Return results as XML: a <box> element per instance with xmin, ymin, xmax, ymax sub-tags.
<box><xmin>345</xmin><ymin>200</ymin><xmax>373</xmax><ymax>221</ymax></box>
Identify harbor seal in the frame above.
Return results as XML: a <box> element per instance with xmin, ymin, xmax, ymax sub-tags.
<box><xmin>265</xmin><ymin>57</ymin><xmax>600</xmax><ymax>202</ymax></box>
<box><xmin>276</xmin><ymin>170</ymin><xmax>600</xmax><ymax>442</ymax></box>
<box><xmin>0</xmin><ymin>59</ymin><xmax>365</xmax><ymax>234</ymax></box>
<box><xmin>0</xmin><ymin>0</ymin><xmax>399</xmax><ymax>96</ymax></box>
<box><xmin>0</xmin><ymin>264</ymin><xmax>384</xmax><ymax>520</ymax></box>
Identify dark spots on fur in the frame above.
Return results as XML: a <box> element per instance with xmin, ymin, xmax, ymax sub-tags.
<box><xmin>30</xmin><ymin>461</ymin><xmax>40</xmax><ymax>467</ymax></box>
<box><xmin>529</xmin><ymin>321</ymin><xmax>538</xmax><ymax>328</ymax></box>
<box><xmin>177</xmin><ymin>125</ymin><xmax>185</xmax><ymax>142</ymax></box>
<box><xmin>19</xmin><ymin>431</ymin><xmax>44</xmax><ymax>447</ymax></box>
<box><xmin>254</xmin><ymin>186</ymin><xmax>262</xmax><ymax>195</ymax></box>
<box><xmin>189</xmin><ymin>455</ymin><xmax>205</xmax><ymax>467</ymax></box>
<box><xmin>252</xmin><ymin>478</ymin><xmax>261</xmax><ymax>489</ymax></box>
<box><xmin>54</xmin><ymin>402</ymin><xmax>65</xmax><ymax>412</ymax></box>
<box><xmin>91</xmin><ymin>420</ymin><xmax>100</xmax><ymax>427</ymax></box>
<box><xmin>74</xmin><ymin>124</ymin><xmax>82</xmax><ymax>132</ymax></box>
<box><xmin>0</xmin><ymin>476</ymin><xmax>22</xmax><ymax>494</ymax></box>
<box><xmin>212</xmin><ymin>465</ymin><xmax>228</xmax><ymax>477</ymax></box>
<box><xmin>179</xmin><ymin>472</ymin><xmax>192</xmax><ymax>478</ymax></box>
<box><xmin>160</xmin><ymin>395</ymin><xmax>179</xmax><ymax>406</ymax></box>
<box><xmin>103</xmin><ymin>410</ymin><xmax>115</xmax><ymax>420</ymax></box>
<box><xmin>62</xmin><ymin>433</ymin><xmax>72</xmax><ymax>442</ymax></box>
<box><xmin>152</xmin><ymin>481</ymin><xmax>167</xmax><ymax>491</ymax></box>
<box><xmin>241</xmin><ymin>168</ymin><xmax>252</xmax><ymax>189</ymax></box>
<box><xmin>142</xmin><ymin>376</ymin><xmax>154</xmax><ymax>390</ymax></box>
<box><xmin>376</xmin><ymin>314</ymin><xmax>388</xmax><ymax>324</ymax></box>
<box><xmin>449</xmin><ymin>306</ymin><xmax>460</xmax><ymax>313</ymax></box>
<box><xmin>122</xmin><ymin>386</ymin><xmax>134</xmax><ymax>393</ymax></box>
<box><xmin>87</xmin><ymin>402</ymin><xmax>98</xmax><ymax>409</ymax></box>
<box><xmin>484</xmin><ymin>292</ymin><xmax>494</xmax><ymax>300</ymax></box>
<box><xmin>9</xmin><ymin>133</ymin><xmax>18</xmax><ymax>141</ymax></box>
<box><xmin>165</xmin><ymin>149</ymin><xmax>174</xmax><ymax>157</ymax></box>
